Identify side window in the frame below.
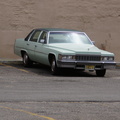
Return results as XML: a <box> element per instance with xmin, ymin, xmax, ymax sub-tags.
<box><xmin>25</xmin><ymin>30</ymin><xmax>35</xmax><ymax>41</ymax></box>
<box><xmin>29</xmin><ymin>30</ymin><xmax>41</xmax><ymax>42</ymax></box>
<box><xmin>39</xmin><ymin>31</ymin><xmax>47</xmax><ymax>44</ymax></box>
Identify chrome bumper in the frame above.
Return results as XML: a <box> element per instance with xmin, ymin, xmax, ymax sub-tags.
<box><xmin>57</xmin><ymin>60</ymin><xmax>116</xmax><ymax>70</ymax></box>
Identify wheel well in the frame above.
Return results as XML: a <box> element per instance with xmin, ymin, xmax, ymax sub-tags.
<box><xmin>21</xmin><ymin>51</ymin><xmax>26</xmax><ymax>58</ymax></box>
<box><xmin>48</xmin><ymin>54</ymin><xmax>56</xmax><ymax>65</ymax></box>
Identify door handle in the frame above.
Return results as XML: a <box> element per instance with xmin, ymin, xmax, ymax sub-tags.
<box><xmin>35</xmin><ymin>45</ymin><xmax>37</xmax><ymax>47</ymax></box>
<box><xmin>27</xmin><ymin>43</ymin><xmax>29</xmax><ymax>46</ymax></box>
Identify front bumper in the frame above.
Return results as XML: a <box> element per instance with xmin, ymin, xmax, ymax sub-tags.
<box><xmin>57</xmin><ymin>60</ymin><xmax>116</xmax><ymax>70</ymax></box>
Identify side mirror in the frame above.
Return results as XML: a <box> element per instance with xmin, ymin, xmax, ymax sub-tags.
<box><xmin>92</xmin><ymin>41</ymin><xmax>95</xmax><ymax>45</ymax></box>
<box><xmin>40</xmin><ymin>39</ymin><xmax>45</xmax><ymax>44</ymax></box>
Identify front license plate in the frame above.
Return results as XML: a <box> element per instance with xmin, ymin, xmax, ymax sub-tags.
<box><xmin>85</xmin><ymin>65</ymin><xmax>95</xmax><ymax>70</ymax></box>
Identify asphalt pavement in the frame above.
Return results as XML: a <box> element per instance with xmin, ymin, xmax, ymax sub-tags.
<box><xmin>0</xmin><ymin>59</ymin><xmax>120</xmax><ymax>120</ymax></box>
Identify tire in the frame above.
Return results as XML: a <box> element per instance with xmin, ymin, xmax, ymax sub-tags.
<box><xmin>96</xmin><ymin>69</ymin><xmax>106</xmax><ymax>77</ymax></box>
<box><xmin>51</xmin><ymin>57</ymin><xmax>59</xmax><ymax>75</ymax></box>
<box><xmin>23</xmin><ymin>53</ymin><xmax>32</xmax><ymax>67</ymax></box>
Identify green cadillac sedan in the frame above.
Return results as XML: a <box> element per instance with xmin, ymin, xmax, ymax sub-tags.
<box><xmin>14</xmin><ymin>28</ymin><xmax>116</xmax><ymax>76</ymax></box>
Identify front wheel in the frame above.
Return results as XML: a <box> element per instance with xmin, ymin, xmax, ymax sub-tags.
<box><xmin>96</xmin><ymin>69</ymin><xmax>106</xmax><ymax>77</ymax></box>
<box><xmin>23</xmin><ymin>53</ymin><xmax>33</xmax><ymax>67</ymax></box>
<box><xmin>51</xmin><ymin>57</ymin><xmax>59</xmax><ymax>75</ymax></box>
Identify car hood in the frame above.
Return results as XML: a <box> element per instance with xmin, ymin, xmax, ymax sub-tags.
<box><xmin>48</xmin><ymin>43</ymin><xmax>114</xmax><ymax>56</ymax></box>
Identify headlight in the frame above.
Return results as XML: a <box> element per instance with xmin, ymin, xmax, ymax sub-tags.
<box><xmin>101</xmin><ymin>56</ymin><xmax>114</xmax><ymax>61</ymax></box>
<box><xmin>58</xmin><ymin>54</ymin><xmax>75</xmax><ymax>61</ymax></box>
<box><xmin>102</xmin><ymin>57</ymin><xmax>108</xmax><ymax>61</ymax></box>
<box><xmin>108</xmin><ymin>57</ymin><xmax>114</xmax><ymax>61</ymax></box>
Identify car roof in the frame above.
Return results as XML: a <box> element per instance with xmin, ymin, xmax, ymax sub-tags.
<box><xmin>35</xmin><ymin>28</ymin><xmax>80</xmax><ymax>32</ymax></box>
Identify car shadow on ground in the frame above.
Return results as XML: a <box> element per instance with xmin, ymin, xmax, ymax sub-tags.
<box><xmin>8</xmin><ymin>62</ymin><xmax>97</xmax><ymax>77</ymax></box>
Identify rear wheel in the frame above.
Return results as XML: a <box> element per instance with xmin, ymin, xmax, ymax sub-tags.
<box><xmin>96</xmin><ymin>69</ymin><xmax>106</xmax><ymax>77</ymax></box>
<box><xmin>23</xmin><ymin>53</ymin><xmax>33</xmax><ymax>67</ymax></box>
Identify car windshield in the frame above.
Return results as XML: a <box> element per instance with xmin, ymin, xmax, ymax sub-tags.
<box><xmin>49</xmin><ymin>32</ymin><xmax>92</xmax><ymax>45</ymax></box>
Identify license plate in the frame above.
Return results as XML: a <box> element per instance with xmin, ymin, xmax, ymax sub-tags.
<box><xmin>85</xmin><ymin>65</ymin><xmax>95</xmax><ymax>70</ymax></box>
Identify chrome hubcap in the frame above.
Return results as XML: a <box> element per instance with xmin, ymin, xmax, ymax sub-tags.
<box><xmin>51</xmin><ymin>60</ymin><xmax>55</xmax><ymax>72</ymax></box>
<box><xmin>23</xmin><ymin>54</ymin><xmax>28</xmax><ymax>64</ymax></box>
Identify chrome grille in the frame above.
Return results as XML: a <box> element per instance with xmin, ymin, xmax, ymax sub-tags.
<box><xmin>76</xmin><ymin>55</ymin><xmax>101</xmax><ymax>61</ymax></box>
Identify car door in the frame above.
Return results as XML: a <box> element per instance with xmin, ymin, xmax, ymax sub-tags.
<box><xmin>27</xmin><ymin>30</ymin><xmax>42</xmax><ymax>61</ymax></box>
<box><xmin>34</xmin><ymin>31</ymin><xmax>50</xmax><ymax>65</ymax></box>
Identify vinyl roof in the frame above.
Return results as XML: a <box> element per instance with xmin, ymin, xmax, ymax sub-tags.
<box><xmin>36</xmin><ymin>28</ymin><xmax>80</xmax><ymax>32</ymax></box>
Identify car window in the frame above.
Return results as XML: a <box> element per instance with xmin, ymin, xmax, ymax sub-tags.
<box><xmin>39</xmin><ymin>31</ymin><xmax>47</xmax><ymax>44</ymax></box>
<box><xmin>49</xmin><ymin>32</ymin><xmax>92</xmax><ymax>45</ymax></box>
<box><xmin>25</xmin><ymin>30</ymin><xmax>35</xmax><ymax>41</ymax></box>
<box><xmin>29</xmin><ymin>30</ymin><xmax>41</xmax><ymax>42</ymax></box>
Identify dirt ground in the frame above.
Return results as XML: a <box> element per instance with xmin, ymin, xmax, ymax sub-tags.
<box><xmin>0</xmin><ymin>0</ymin><xmax>120</xmax><ymax>61</ymax></box>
